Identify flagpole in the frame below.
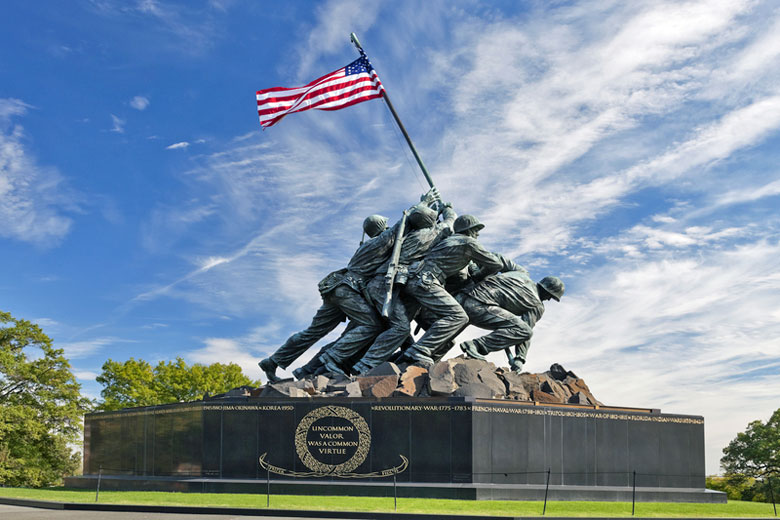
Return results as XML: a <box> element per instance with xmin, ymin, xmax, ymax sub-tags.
<box><xmin>350</xmin><ymin>33</ymin><xmax>436</xmax><ymax>190</ymax></box>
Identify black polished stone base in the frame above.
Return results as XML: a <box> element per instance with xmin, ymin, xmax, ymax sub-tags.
<box><xmin>76</xmin><ymin>397</ymin><xmax>719</xmax><ymax>502</ymax></box>
<box><xmin>63</xmin><ymin>474</ymin><xmax>726</xmax><ymax>503</ymax></box>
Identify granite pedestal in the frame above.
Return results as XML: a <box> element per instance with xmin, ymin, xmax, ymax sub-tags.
<box><xmin>65</xmin><ymin>397</ymin><xmax>723</xmax><ymax>502</ymax></box>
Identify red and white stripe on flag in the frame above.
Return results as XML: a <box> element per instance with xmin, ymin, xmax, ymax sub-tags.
<box><xmin>256</xmin><ymin>57</ymin><xmax>385</xmax><ymax>128</ymax></box>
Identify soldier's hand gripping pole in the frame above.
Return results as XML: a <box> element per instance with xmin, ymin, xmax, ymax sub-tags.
<box><xmin>350</xmin><ymin>33</ymin><xmax>442</xmax><ymax>317</ymax></box>
<box><xmin>382</xmin><ymin>210</ymin><xmax>408</xmax><ymax>318</ymax></box>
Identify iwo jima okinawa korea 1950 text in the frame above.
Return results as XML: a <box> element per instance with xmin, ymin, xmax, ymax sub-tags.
<box><xmin>67</xmin><ymin>33</ymin><xmax>720</xmax><ymax>504</ymax></box>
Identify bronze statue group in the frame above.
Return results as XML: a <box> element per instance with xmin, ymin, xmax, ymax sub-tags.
<box><xmin>258</xmin><ymin>188</ymin><xmax>564</xmax><ymax>383</ymax></box>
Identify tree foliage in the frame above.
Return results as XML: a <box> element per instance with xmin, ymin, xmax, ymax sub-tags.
<box><xmin>706</xmin><ymin>475</ymin><xmax>768</xmax><ymax>502</ymax></box>
<box><xmin>713</xmin><ymin>408</ymin><xmax>780</xmax><ymax>503</ymax></box>
<box><xmin>0</xmin><ymin>310</ymin><xmax>90</xmax><ymax>487</ymax></box>
<box><xmin>722</xmin><ymin>408</ymin><xmax>780</xmax><ymax>477</ymax></box>
<box><xmin>96</xmin><ymin>356</ymin><xmax>259</xmax><ymax>411</ymax></box>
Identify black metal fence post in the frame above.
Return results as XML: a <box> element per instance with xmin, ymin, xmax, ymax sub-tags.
<box><xmin>632</xmin><ymin>470</ymin><xmax>636</xmax><ymax>516</ymax></box>
<box><xmin>768</xmin><ymin>476</ymin><xmax>777</xmax><ymax>517</ymax></box>
<box><xmin>95</xmin><ymin>465</ymin><xmax>102</xmax><ymax>502</ymax></box>
<box><xmin>543</xmin><ymin>468</ymin><xmax>551</xmax><ymax>516</ymax></box>
<box><xmin>266</xmin><ymin>466</ymin><xmax>270</xmax><ymax>508</ymax></box>
<box><xmin>393</xmin><ymin>472</ymin><xmax>397</xmax><ymax>511</ymax></box>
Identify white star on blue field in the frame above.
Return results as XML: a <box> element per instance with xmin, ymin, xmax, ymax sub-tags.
<box><xmin>2</xmin><ymin>1</ymin><xmax>779</xmax><ymax>474</ymax></box>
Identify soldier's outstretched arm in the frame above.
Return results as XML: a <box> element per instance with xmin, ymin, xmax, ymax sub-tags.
<box><xmin>440</xmin><ymin>203</ymin><xmax>456</xmax><ymax>227</ymax></box>
<box><xmin>494</xmin><ymin>253</ymin><xmax>528</xmax><ymax>274</ymax></box>
<box><xmin>467</xmin><ymin>242</ymin><xmax>503</xmax><ymax>282</ymax></box>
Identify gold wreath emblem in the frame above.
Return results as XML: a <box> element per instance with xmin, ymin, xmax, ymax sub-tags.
<box><xmin>259</xmin><ymin>453</ymin><xmax>407</xmax><ymax>479</ymax></box>
<box><xmin>294</xmin><ymin>405</ymin><xmax>371</xmax><ymax>474</ymax></box>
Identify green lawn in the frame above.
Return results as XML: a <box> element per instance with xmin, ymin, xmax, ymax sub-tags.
<box><xmin>0</xmin><ymin>487</ymin><xmax>777</xmax><ymax>517</ymax></box>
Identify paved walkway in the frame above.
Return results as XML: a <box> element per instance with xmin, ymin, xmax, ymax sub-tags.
<box><xmin>0</xmin><ymin>504</ymin><xmax>356</xmax><ymax>520</ymax></box>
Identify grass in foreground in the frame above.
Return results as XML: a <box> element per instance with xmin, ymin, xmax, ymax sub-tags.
<box><xmin>0</xmin><ymin>487</ymin><xmax>777</xmax><ymax>517</ymax></box>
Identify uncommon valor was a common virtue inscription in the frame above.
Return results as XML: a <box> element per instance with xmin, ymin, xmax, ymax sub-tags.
<box><xmin>260</xmin><ymin>404</ymin><xmax>408</xmax><ymax>478</ymax></box>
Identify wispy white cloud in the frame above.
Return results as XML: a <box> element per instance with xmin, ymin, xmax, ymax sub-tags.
<box><xmin>139</xmin><ymin>200</ymin><xmax>218</xmax><ymax>254</ymax></box>
<box><xmin>128</xmin><ymin>120</ymin><xmax>431</xmax><ymax>319</ymax></box>
<box><xmin>166</xmin><ymin>141</ymin><xmax>189</xmax><ymax>150</ymax></box>
<box><xmin>129</xmin><ymin>95</ymin><xmax>149</xmax><ymax>110</ymax></box>
<box><xmin>509</xmin><ymin>215</ymin><xmax>780</xmax><ymax>474</ymax></box>
<box><xmin>90</xmin><ymin>0</ymin><xmax>228</xmax><ymax>55</ymax></box>
<box><xmin>32</xmin><ymin>317</ymin><xmax>60</xmax><ymax>329</ymax></box>
<box><xmin>420</xmin><ymin>0</ymin><xmax>780</xmax><ymax>259</ymax></box>
<box><xmin>296</xmin><ymin>0</ymin><xmax>382</xmax><ymax>80</ymax></box>
<box><xmin>140</xmin><ymin>322</ymin><xmax>168</xmax><ymax>329</ymax></box>
<box><xmin>58</xmin><ymin>336</ymin><xmax>130</xmax><ymax>358</ymax></box>
<box><xmin>131</xmin><ymin>214</ymin><xmax>332</xmax><ymax>319</ymax></box>
<box><xmin>0</xmin><ymin>98</ymin><xmax>78</xmax><ymax>246</ymax></box>
<box><xmin>0</xmin><ymin>98</ymin><xmax>30</xmax><ymax>119</ymax></box>
<box><xmin>713</xmin><ymin>178</ymin><xmax>780</xmax><ymax>207</ymax></box>
<box><xmin>185</xmin><ymin>322</ymin><xmax>339</xmax><ymax>379</ymax></box>
<box><xmin>47</xmin><ymin>44</ymin><xmax>75</xmax><ymax>58</ymax></box>
<box><xmin>74</xmin><ymin>370</ymin><xmax>99</xmax><ymax>381</ymax></box>
<box><xmin>109</xmin><ymin>114</ymin><xmax>125</xmax><ymax>133</ymax></box>
<box><xmin>187</xmin><ymin>338</ymin><xmax>265</xmax><ymax>378</ymax></box>
<box><xmin>591</xmin><ymin>217</ymin><xmax>750</xmax><ymax>258</ymax></box>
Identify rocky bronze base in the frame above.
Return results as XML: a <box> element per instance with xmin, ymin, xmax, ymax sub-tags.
<box><xmin>221</xmin><ymin>359</ymin><xmax>603</xmax><ymax>405</ymax></box>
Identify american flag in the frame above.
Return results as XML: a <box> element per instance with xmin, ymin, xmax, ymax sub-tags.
<box><xmin>256</xmin><ymin>56</ymin><xmax>385</xmax><ymax>128</ymax></box>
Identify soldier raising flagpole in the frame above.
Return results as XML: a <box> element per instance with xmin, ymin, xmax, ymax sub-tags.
<box><xmin>254</xmin><ymin>33</ymin><xmax>564</xmax><ymax>380</ymax></box>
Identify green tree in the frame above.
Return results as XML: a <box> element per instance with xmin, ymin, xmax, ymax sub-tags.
<box><xmin>722</xmin><ymin>408</ymin><xmax>780</xmax><ymax>477</ymax></box>
<box><xmin>0</xmin><ymin>311</ymin><xmax>90</xmax><ymax>487</ymax></box>
<box><xmin>718</xmin><ymin>408</ymin><xmax>780</xmax><ymax>503</ymax></box>
<box><xmin>96</xmin><ymin>356</ymin><xmax>260</xmax><ymax>411</ymax></box>
<box><xmin>706</xmin><ymin>474</ymin><xmax>762</xmax><ymax>502</ymax></box>
<box><xmin>95</xmin><ymin>358</ymin><xmax>156</xmax><ymax>410</ymax></box>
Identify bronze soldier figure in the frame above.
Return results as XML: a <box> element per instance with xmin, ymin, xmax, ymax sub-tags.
<box><xmin>401</xmin><ymin>214</ymin><xmax>503</xmax><ymax>366</ymax></box>
<box><xmin>257</xmin><ymin>215</ymin><xmax>389</xmax><ymax>383</ymax></box>
<box><xmin>458</xmin><ymin>270</ymin><xmax>564</xmax><ymax>372</ymax></box>
<box><xmin>318</xmin><ymin>191</ymin><xmax>442</xmax><ymax>376</ymax></box>
<box><xmin>350</xmin><ymin>203</ymin><xmax>457</xmax><ymax>374</ymax></box>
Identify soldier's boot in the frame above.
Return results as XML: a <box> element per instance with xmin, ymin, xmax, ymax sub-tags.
<box><xmin>320</xmin><ymin>352</ymin><xmax>349</xmax><ymax>377</ymax></box>
<box><xmin>404</xmin><ymin>344</ymin><xmax>434</xmax><ymax>366</ymax></box>
<box><xmin>459</xmin><ymin>340</ymin><xmax>486</xmax><ymax>361</ymax></box>
<box><xmin>323</xmin><ymin>360</ymin><xmax>348</xmax><ymax>378</ymax></box>
<box><xmin>292</xmin><ymin>366</ymin><xmax>311</xmax><ymax>380</ymax></box>
<box><xmin>352</xmin><ymin>360</ymin><xmax>371</xmax><ymax>375</ymax></box>
<box><xmin>412</xmin><ymin>357</ymin><xmax>434</xmax><ymax>369</ymax></box>
<box><xmin>258</xmin><ymin>358</ymin><xmax>281</xmax><ymax>384</ymax></box>
<box><xmin>510</xmin><ymin>357</ymin><xmax>524</xmax><ymax>373</ymax></box>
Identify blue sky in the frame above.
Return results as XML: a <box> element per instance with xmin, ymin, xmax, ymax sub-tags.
<box><xmin>2</xmin><ymin>0</ymin><xmax>779</xmax><ymax>474</ymax></box>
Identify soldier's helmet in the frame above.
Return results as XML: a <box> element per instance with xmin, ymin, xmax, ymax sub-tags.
<box><xmin>453</xmin><ymin>214</ymin><xmax>485</xmax><ymax>234</ymax></box>
<box><xmin>363</xmin><ymin>215</ymin><xmax>388</xmax><ymax>238</ymax></box>
<box><xmin>408</xmin><ymin>206</ymin><xmax>437</xmax><ymax>230</ymax></box>
<box><xmin>538</xmin><ymin>276</ymin><xmax>565</xmax><ymax>301</ymax></box>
